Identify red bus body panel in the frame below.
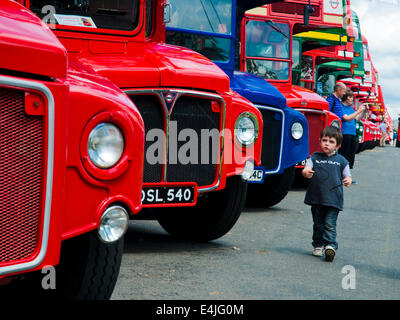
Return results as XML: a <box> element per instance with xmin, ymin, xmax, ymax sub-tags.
<box><xmin>0</xmin><ymin>1</ymin><xmax>144</xmax><ymax>278</ymax></box>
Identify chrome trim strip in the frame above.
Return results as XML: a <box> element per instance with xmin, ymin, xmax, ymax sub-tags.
<box><xmin>254</xmin><ymin>104</ymin><xmax>285</xmax><ymax>175</ymax></box>
<box><xmin>0</xmin><ymin>76</ymin><xmax>54</xmax><ymax>276</ymax></box>
<box><xmin>125</xmin><ymin>89</ymin><xmax>226</xmax><ymax>193</ymax></box>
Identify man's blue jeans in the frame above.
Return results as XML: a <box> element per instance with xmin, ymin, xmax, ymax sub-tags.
<box><xmin>311</xmin><ymin>205</ymin><xmax>339</xmax><ymax>250</ymax></box>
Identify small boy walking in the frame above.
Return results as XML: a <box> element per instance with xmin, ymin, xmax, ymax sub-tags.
<box><xmin>302</xmin><ymin>127</ymin><xmax>352</xmax><ymax>262</ymax></box>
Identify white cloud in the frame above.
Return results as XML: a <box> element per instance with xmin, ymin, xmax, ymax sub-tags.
<box><xmin>351</xmin><ymin>0</ymin><xmax>400</xmax><ymax>120</ymax></box>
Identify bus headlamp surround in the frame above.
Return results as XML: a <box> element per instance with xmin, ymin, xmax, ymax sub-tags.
<box><xmin>291</xmin><ymin>122</ymin><xmax>304</xmax><ymax>140</ymax></box>
<box><xmin>81</xmin><ymin>111</ymin><xmax>135</xmax><ymax>181</ymax></box>
<box><xmin>234</xmin><ymin>112</ymin><xmax>259</xmax><ymax>146</ymax></box>
<box><xmin>88</xmin><ymin>122</ymin><xmax>125</xmax><ymax>169</ymax></box>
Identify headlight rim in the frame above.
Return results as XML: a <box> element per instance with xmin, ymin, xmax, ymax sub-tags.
<box><xmin>234</xmin><ymin>112</ymin><xmax>259</xmax><ymax>147</ymax></box>
<box><xmin>290</xmin><ymin>121</ymin><xmax>304</xmax><ymax>140</ymax></box>
<box><xmin>80</xmin><ymin>111</ymin><xmax>133</xmax><ymax>181</ymax></box>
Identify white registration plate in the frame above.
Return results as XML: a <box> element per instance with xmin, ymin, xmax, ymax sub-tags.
<box><xmin>142</xmin><ymin>186</ymin><xmax>195</xmax><ymax>205</ymax></box>
<box><xmin>248</xmin><ymin>169</ymin><xmax>264</xmax><ymax>182</ymax></box>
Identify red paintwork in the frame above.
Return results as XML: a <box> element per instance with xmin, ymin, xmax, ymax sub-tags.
<box><xmin>0</xmin><ymin>1</ymin><xmax>67</xmax><ymax>79</ymax></box>
<box><xmin>1</xmin><ymin>0</ymin><xmax>261</xmax><ymax>280</ymax></box>
<box><xmin>74</xmin><ymin>41</ymin><xmax>230</xmax><ymax>93</ymax></box>
<box><xmin>42</xmin><ymin>0</ymin><xmax>262</xmax><ymax>203</ymax></box>
<box><xmin>259</xmin><ymin>0</ymin><xmax>344</xmax><ymax>28</ymax></box>
<box><xmin>0</xmin><ymin>1</ymin><xmax>145</xmax><ymax>278</ymax></box>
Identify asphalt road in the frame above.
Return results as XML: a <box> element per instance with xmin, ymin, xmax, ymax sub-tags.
<box><xmin>112</xmin><ymin>145</ymin><xmax>400</xmax><ymax>300</ymax></box>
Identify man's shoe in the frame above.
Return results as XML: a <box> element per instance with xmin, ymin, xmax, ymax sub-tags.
<box><xmin>324</xmin><ymin>245</ymin><xmax>336</xmax><ymax>262</ymax></box>
<box><xmin>312</xmin><ymin>247</ymin><xmax>324</xmax><ymax>257</ymax></box>
<box><xmin>351</xmin><ymin>180</ymin><xmax>358</xmax><ymax>185</ymax></box>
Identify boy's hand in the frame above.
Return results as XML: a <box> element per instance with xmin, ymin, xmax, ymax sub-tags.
<box><xmin>302</xmin><ymin>167</ymin><xmax>315</xmax><ymax>179</ymax></box>
<box><xmin>343</xmin><ymin>176</ymin><xmax>352</xmax><ymax>187</ymax></box>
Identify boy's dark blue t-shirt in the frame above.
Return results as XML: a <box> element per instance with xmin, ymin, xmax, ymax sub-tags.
<box><xmin>304</xmin><ymin>152</ymin><xmax>350</xmax><ymax>211</ymax></box>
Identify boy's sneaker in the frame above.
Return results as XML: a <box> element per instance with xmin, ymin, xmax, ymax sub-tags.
<box><xmin>324</xmin><ymin>245</ymin><xmax>336</xmax><ymax>262</ymax></box>
<box><xmin>312</xmin><ymin>247</ymin><xmax>324</xmax><ymax>257</ymax></box>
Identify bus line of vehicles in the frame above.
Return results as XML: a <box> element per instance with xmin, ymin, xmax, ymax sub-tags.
<box><xmin>0</xmin><ymin>0</ymin><xmax>390</xmax><ymax>299</ymax></box>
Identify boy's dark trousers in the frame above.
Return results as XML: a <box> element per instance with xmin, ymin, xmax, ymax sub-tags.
<box><xmin>311</xmin><ymin>205</ymin><xmax>339</xmax><ymax>250</ymax></box>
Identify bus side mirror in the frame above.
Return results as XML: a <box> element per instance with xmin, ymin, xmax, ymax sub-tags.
<box><xmin>304</xmin><ymin>5</ymin><xmax>314</xmax><ymax>26</ymax></box>
<box><xmin>164</xmin><ymin>3</ymin><xmax>171</xmax><ymax>23</ymax></box>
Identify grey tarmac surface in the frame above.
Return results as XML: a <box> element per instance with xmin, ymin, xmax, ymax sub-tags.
<box><xmin>112</xmin><ymin>146</ymin><xmax>400</xmax><ymax>300</ymax></box>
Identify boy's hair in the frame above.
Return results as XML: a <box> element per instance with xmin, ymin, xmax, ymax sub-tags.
<box><xmin>320</xmin><ymin>126</ymin><xmax>343</xmax><ymax>146</ymax></box>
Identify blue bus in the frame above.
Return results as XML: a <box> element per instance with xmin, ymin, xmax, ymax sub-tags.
<box><xmin>165</xmin><ymin>0</ymin><xmax>309</xmax><ymax>207</ymax></box>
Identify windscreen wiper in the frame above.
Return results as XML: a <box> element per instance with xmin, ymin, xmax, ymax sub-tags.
<box><xmin>265</xmin><ymin>20</ymin><xmax>288</xmax><ymax>39</ymax></box>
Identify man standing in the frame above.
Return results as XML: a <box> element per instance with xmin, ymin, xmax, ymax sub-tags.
<box><xmin>326</xmin><ymin>82</ymin><xmax>347</xmax><ymax>120</ymax></box>
<box><xmin>378</xmin><ymin>120</ymin><xmax>388</xmax><ymax>147</ymax></box>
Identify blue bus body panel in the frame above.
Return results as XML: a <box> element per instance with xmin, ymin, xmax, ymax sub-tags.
<box><xmin>279</xmin><ymin>106</ymin><xmax>309</xmax><ymax>170</ymax></box>
<box><xmin>230</xmin><ymin>71</ymin><xmax>287</xmax><ymax>109</ymax></box>
<box><xmin>229</xmin><ymin>71</ymin><xmax>309</xmax><ymax>178</ymax></box>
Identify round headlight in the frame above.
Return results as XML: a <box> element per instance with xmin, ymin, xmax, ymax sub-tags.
<box><xmin>98</xmin><ymin>206</ymin><xmax>129</xmax><ymax>243</ymax></box>
<box><xmin>331</xmin><ymin>120</ymin><xmax>341</xmax><ymax>129</ymax></box>
<box><xmin>88</xmin><ymin>123</ymin><xmax>124</xmax><ymax>169</ymax></box>
<box><xmin>291</xmin><ymin>122</ymin><xmax>304</xmax><ymax>140</ymax></box>
<box><xmin>235</xmin><ymin>113</ymin><xmax>258</xmax><ymax>146</ymax></box>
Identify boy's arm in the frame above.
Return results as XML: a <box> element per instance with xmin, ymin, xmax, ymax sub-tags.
<box><xmin>342</xmin><ymin>164</ymin><xmax>352</xmax><ymax>187</ymax></box>
<box><xmin>302</xmin><ymin>158</ymin><xmax>314</xmax><ymax>179</ymax></box>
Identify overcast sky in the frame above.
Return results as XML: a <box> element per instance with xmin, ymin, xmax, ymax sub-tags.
<box><xmin>351</xmin><ymin>0</ymin><xmax>400</xmax><ymax>123</ymax></box>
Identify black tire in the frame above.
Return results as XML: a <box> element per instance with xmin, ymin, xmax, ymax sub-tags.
<box><xmin>1</xmin><ymin>230</ymin><xmax>124</xmax><ymax>300</ymax></box>
<box><xmin>247</xmin><ymin>166</ymin><xmax>295</xmax><ymax>207</ymax></box>
<box><xmin>156</xmin><ymin>175</ymin><xmax>248</xmax><ymax>242</ymax></box>
<box><xmin>55</xmin><ymin>230</ymin><xmax>124</xmax><ymax>300</ymax></box>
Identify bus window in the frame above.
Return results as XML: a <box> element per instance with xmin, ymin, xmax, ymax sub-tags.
<box><xmin>245</xmin><ymin>20</ymin><xmax>290</xmax><ymax>80</ymax></box>
<box><xmin>301</xmin><ymin>55</ymin><xmax>313</xmax><ymax>81</ymax></box>
<box><xmin>292</xmin><ymin>39</ymin><xmax>300</xmax><ymax>70</ymax></box>
<box><xmin>30</xmin><ymin>0</ymin><xmax>140</xmax><ymax>31</ymax></box>
<box><xmin>245</xmin><ymin>59</ymin><xmax>289</xmax><ymax>80</ymax></box>
<box><xmin>145</xmin><ymin>0</ymin><xmax>154</xmax><ymax>37</ymax></box>
<box><xmin>245</xmin><ymin>20</ymin><xmax>289</xmax><ymax>59</ymax></box>
<box><xmin>167</xmin><ymin>0</ymin><xmax>232</xmax><ymax>35</ymax></box>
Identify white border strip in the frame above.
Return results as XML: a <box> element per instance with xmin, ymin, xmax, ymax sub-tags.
<box><xmin>0</xmin><ymin>76</ymin><xmax>54</xmax><ymax>276</ymax></box>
